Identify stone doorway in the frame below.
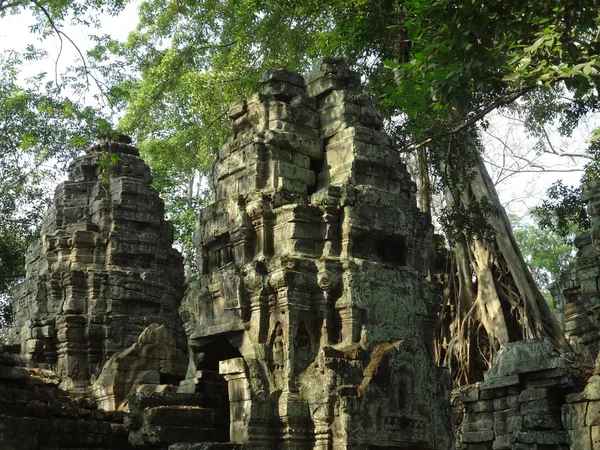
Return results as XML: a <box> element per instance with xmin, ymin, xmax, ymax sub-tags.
<box><xmin>194</xmin><ymin>335</ymin><xmax>242</xmax><ymax>440</ymax></box>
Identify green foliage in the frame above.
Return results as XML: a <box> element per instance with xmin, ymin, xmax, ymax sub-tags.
<box><xmin>389</xmin><ymin>0</ymin><xmax>600</xmax><ymax>146</ymax></box>
<box><xmin>98</xmin><ymin>152</ymin><xmax>119</xmax><ymax>184</ymax></box>
<box><xmin>0</xmin><ymin>0</ymin><xmax>129</xmax><ymax>30</ymax></box>
<box><xmin>150</xmin><ymin>165</ymin><xmax>210</xmax><ymax>272</ymax></box>
<box><xmin>0</xmin><ymin>228</ymin><xmax>29</xmax><ymax>297</ymax></box>
<box><xmin>0</xmin><ymin>50</ymin><xmax>112</xmax><ymax>303</ymax></box>
<box><xmin>439</xmin><ymin>196</ymin><xmax>498</xmax><ymax>244</ymax></box>
<box><xmin>532</xmin><ymin>181</ymin><xmax>590</xmax><ymax>243</ymax></box>
<box><xmin>87</xmin><ymin>0</ymin><xmax>413</xmax><ymax>181</ymax></box>
<box><xmin>584</xmin><ymin>141</ymin><xmax>600</xmax><ymax>180</ymax></box>
<box><xmin>512</xmin><ymin>213</ymin><xmax>577</xmax><ymax>307</ymax></box>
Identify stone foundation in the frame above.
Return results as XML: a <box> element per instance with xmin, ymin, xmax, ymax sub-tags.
<box><xmin>457</xmin><ymin>338</ymin><xmax>600</xmax><ymax>450</ymax></box>
<box><xmin>0</xmin><ymin>351</ymin><xmax>131</xmax><ymax>449</ymax></box>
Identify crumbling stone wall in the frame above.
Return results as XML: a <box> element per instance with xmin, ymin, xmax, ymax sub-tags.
<box><xmin>8</xmin><ymin>140</ymin><xmax>186</xmax><ymax>401</ymax></box>
<box><xmin>551</xmin><ymin>179</ymin><xmax>600</xmax><ymax>359</ymax></box>
<box><xmin>457</xmin><ymin>339</ymin><xmax>575</xmax><ymax>449</ymax></box>
<box><xmin>562</xmin><ymin>351</ymin><xmax>600</xmax><ymax>449</ymax></box>
<box><xmin>179</xmin><ymin>58</ymin><xmax>451</xmax><ymax>449</ymax></box>
<box><xmin>456</xmin><ymin>337</ymin><xmax>600</xmax><ymax>450</ymax></box>
<box><xmin>0</xmin><ymin>351</ymin><xmax>131</xmax><ymax>450</ymax></box>
<box><xmin>91</xmin><ymin>323</ymin><xmax>188</xmax><ymax>410</ymax></box>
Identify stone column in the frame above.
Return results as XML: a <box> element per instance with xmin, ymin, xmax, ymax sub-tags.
<box><xmin>219</xmin><ymin>357</ymin><xmax>251</xmax><ymax>444</ymax></box>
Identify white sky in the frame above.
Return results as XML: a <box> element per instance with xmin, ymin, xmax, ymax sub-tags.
<box><xmin>0</xmin><ymin>2</ymin><xmax>140</xmax><ymax>106</ymax></box>
<box><xmin>0</xmin><ymin>3</ymin><xmax>596</xmax><ymax>219</ymax></box>
<box><xmin>482</xmin><ymin>110</ymin><xmax>596</xmax><ymax>215</ymax></box>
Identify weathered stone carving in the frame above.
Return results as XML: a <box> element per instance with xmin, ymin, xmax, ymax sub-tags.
<box><xmin>8</xmin><ymin>141</ymin><xmax>186</xmax><ymax>399</ymax></box>
<box><xmin>179</xmin><ymin>58</ymin><xmax>451</xmax><ymax>449</ymax></box>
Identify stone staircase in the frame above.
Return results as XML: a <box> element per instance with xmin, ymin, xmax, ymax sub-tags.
<box><xmin>126</xmin><ymin>392</ymin><xmax>233</xmax><ymax>449</ymax></box>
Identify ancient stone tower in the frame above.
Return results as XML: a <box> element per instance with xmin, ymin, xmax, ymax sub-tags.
<box><xmin>179</xmin><ymin>58</ymin><xmax>452</xmax><ymax>449</ymax></box>
<box><xmin>8</xmin><ymin>140</ymin><xmax>186</xmax><ymax>401</ymax></box>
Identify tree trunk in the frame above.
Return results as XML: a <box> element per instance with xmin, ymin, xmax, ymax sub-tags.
<box><xmin>471</xmin><ymin>153</ymin><xmax>569</xmax><ymax>351</ymax></box>
<box><xmin>436</xmin><ymin>152</ymin><xmax>569</xmax><ymax>385</ymax></box>
<box><xmin>418</xmin><ymin>146</ymin><xmax>431</xmax><ymax>214</ymax></box>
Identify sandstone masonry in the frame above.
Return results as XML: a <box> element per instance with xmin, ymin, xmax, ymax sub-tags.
<box><xmin>178</xmin><ymin>58</ymin><xmax>452</xmax><ymax>449</ymax></box>
<box><xmin>0</xmin><ymin>352</ymin><xmax>131</xmax><ymax>449</ymax></box>
<box><xmin>2</xmin><ymin>59</ymin><xmax>453</xmax><ymax>450</ymax></box>
<box><xmin>8</xmin><ymin>140</ymin><xmax>187</xmax><ymax>405</ymax></box>
<box><xmin>551</xmin><ymin>179</ymin><xmax>600</xmax><ymax>359</ymax></box>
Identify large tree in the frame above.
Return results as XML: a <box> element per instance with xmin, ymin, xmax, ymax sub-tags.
<box><xmin>390</xmin><ymin>0</ymin><xmax>598</xmax><ymax>383</ymax></box>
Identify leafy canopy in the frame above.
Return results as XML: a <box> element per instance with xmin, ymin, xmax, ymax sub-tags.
<box><xmin>388</xmin><ymin>0</ymin><xmax>600</xmax><ymax>147</ymax></box>
<box><xmin>0</xmin><ymin>50</ymin><xmax>111</xmax><ymax>299</ymax></box>
<box><xmin>512</xmin><ymin>213</ymin><xmax>577</xmax><ymax>307</ymax></box>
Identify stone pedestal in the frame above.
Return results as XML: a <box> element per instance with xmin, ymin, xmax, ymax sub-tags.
<box><xmin>458</xmin><ymin>339</ymin><xmax>575</xmax><ymax>450</ymax></box>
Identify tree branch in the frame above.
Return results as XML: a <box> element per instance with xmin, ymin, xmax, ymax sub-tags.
<box><xmin>404</xmin><ymin>86</ymin><xmax>537</xmax><ymax>150</ymax></box>
<box><xmin>0</xmin><ymin>0</ymin><xmax>24</xmax><ymax>12</ymax></box>
<box><xmin>136</xmin><ymin>35</ymin><xmax>236</xmax><ymax>121</ymax></box>
<box><xmin>29</xmin><ymin>0</ymin><xmax>110</xmax><ymax>100</ymax></box>
<box><xmin>497</xmin><ymin>113</ymin><xmax>595</xmax><ymax>161</ymax></box>
<box><xmin>483</xmin><ymin>157</ymin><xmax>585</xmax><ymax>175</ymax></box>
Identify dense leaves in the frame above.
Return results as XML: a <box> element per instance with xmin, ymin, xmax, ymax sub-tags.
<box><xmin>512</xmin><ymin>213</ymin><xmax>576</xmax><ymax>306</ymax></box>
<box><xmin>0</xmin><ymin>50</ymin><xmax>111</xmax><ymax>303</ymax></box>
<box><xmin>390</xmin><ymin>0</ymin><xmax>600</xmax><ymax>146</ymax></box>
<box><xmin>0</xmin><ymin>0</ymin><xmax>128</xmax><ymax>30</ymax></box>
<box><xmin>533</xmin><ymin>181</ymin><xmax>590</xmax><ymax>242</ymax></box>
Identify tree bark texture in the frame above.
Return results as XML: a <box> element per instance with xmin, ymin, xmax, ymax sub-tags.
<box><xmin>436</xmin><ymin>152</ymin><xmax>569</xmax><ymax>385</ymax></box>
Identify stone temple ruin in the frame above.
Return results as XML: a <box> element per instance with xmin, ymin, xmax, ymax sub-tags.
<box><xmin>178</xmin><ymin>60</ymin><xmax>450</xmax><ymax>448</ymax></box>
<box><xmin>7</xmin><ymin>139</ymin><xmax>188</xmax><ymax>410</ymax></box>
<box><xmin>6</xmin><ymin>57</ymin><xmax>600</xmax><ymax>450</ymax></box>
<box><xmin>0</xmin><ymin>58</ymin><xmax>451</xmax><ymax>449</ymax></box>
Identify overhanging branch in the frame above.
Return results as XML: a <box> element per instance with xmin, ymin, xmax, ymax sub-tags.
<box><xmin>403</xmin><ymin>85</ymin><xmax>537</xmax><ymax>150</ymax></box>
<box><xmin>0</xmin><ymin>0</ymin><xmax>24</xmax><ymax>12</ymax></box>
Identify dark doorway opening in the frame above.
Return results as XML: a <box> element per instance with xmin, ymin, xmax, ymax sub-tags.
<box><xmin>195</xmin><ymin>335</ymin><xmax>243</xmax><ymax>441</ymax></box>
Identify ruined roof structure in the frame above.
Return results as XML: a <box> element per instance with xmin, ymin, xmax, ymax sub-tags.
<box><xmin>7</xmin><ymin>139</ymin><xmax>187</xmax><ymax>407</ymax></box>
<box><xmin>177</xmin><ymin>58</ymin><xmax>452</xmax><ymax>449</ymax></box>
